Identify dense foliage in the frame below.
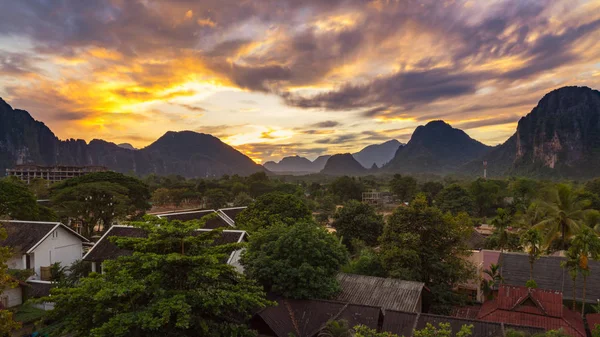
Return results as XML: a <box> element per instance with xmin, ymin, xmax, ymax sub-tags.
<box><xmin>241</xmin><ymin>222</ymin><xmax>349</xmax><ymax>299</ymax></box>
<box><xmin>332</xmin><ymin>200</ymin><xmax>384</xmax><ymax>248</ymax></box>
<box><xmin>0</xmin><ymin>177</ymin><xmax>40</xmax><ymax>220</ymax></box>
<box><xmin>0</xmin><ymin>223</ymin><xmax>21</xmax><ymax>335</ymax></box>
<box><xmin>236</xmin><ymin>192</ymin><xmax>312</xmax><ymax>231</ymax></box>
<box><xmin>39</xmin><ymin>217</ymin><xmax>271</xmax><ymax>337</ymax></box>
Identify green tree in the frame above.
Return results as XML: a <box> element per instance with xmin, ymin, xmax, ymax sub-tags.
<box><xmin>480</xmin><ymin>263</ymin><xmax>503</xmax><ymax>300</ymax></box>
<box><xmin>233</xmin><ymin>192</ymin><xmax>253</xmax><ymax>207</ymax></box>
<box><xmin>491</xmin><ymin>208</ymin><xmax>512</xmax><ymax>254</ymax></box>
<box><xmin>151</xmin><ymin>187</ymin><xmax>171</xmax><ymax>206</ymax></box>
<box><xmin>379</xmin><ymin>194</ymin><xmax>474</xmax><ymax>313</ymax></box>
<box><xmin>329</xmin><ymin>176</ymin><xmax>364</xmax><ymax>202</ymax></box>
<box><xmin>0</xmin><ymin>178</ymin><xmax>39</xmax><ymax>220</ymax></box>
<box><xmin>51</xmin><ymin>182</ymin><xmax>132</xmax><ymax>238</ymax></box>
<box><xmin>470</xmin><ymin>178</ymin><xmax>501</xmax><ymax>217</ymax></box>
<box><xmin>38</xmin><ymin>217</ymin><xmax>271</xmax><ymax>337</ymax></box>
<box><xmin>390</xmin><ymin>174</ymin><xmax>417</xmax><ymax>203</ymax></box>
<box><xmin>420</xmin><ymin>181</ymin><xmax>444</xmax><ymax>205</ymax></box>
<box><xmin>241</xmin><ymin>222</ymin><xmax>348</xmax><ymax>299</ymax></box>
<box><xmin>318</xmin><ymin>320</ymin><xmax>353</xmax><ymax>337</ymax></box>
<box><xmin>236</xmin><ymin>192</ymin><xmax>312</xmax><ymax>232</ymax></box>
<box><xmin>534</xmin><ymin>184</ymin><xmax>590</xmax><ymax>251</ymax></box>
<box><xmin>510</xmin><ymin>178</ymin><xmax>539</xmax><ymax>212</ymax></box>
<box><xmin>436</xmin><ymin>184</ymin><xmax>474</xmax><ymax>215</ymax></box>
<box><xmin>520</xmin><ymin>228</ymin><xmax>542</xmax><ymax>281</ymax></box>
<box><xmin>413</xmin><ymin>323</ymin><xmax>472</xmax><ymax>337</ymax></box>
<box><xmin>342</xmin><ymin>248</ymin><xmax>387</xmax><ymax>278</ymax></box>
<box><xmin>332</xmin><ymin>201</ymin><xmax>384</xmax><ymax>247</ymax></box>
<box><xmin>561</xmin><ymin>248</ymin><xmax>580</xmax><ymax>311</ymax></box>
<box><xmin>205</xmin><ymin>188</ymin><xmax>229</xmax><ymax>209</ymax></box>
<box><xmin>0</xmin><ymin>223</ymin><xmax>22</xmax><ymax>335</ymax></box>
<box><xmin>28</xmin><ymin>178</ymin><xmax>51</xmax><ymax>199</ymax></box>
<box><xmin>569</xmin><ymin>226</ymin><xmax>600</xmax><ymax>316</ymax></box>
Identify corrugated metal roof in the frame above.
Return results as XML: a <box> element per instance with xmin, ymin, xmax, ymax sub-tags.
<box><xmin>335</xmin><ymin>273</ymin><xmax>425</xmax><ymax>312</ymax></box>
<box><xmin>500</xmin><ymin>252</ymin><xmax>600</xmax><ymax>304</ymax></box>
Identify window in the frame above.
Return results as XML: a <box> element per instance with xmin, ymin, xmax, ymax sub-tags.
<box><xmin>25</xmin><ymin>255</ymin><xmax>31</xmax><ymax>269</ymax></box>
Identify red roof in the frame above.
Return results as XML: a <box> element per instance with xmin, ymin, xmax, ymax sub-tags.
<box><xmin>477</xmin><ymin>285</ymin><xmax>586</xmax><ymax>337</ymax></box>
<box><xmin>587</xmin><ymin>313</ymin><xmax>600</xmax><ymax>332</ymax></box>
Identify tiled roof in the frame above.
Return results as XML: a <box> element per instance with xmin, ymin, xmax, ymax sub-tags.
<box><xmin>477</xmin><ymin>285</ymin><xmax>586</xmax><ymax>337</ymax></box>
<box><xmin>24</xmin><ymin>281</ymin><xmax>53</xmax><ymax>298</ymax></box>
<box><xmin>500</xmin><ymin>252</ymin><xmax>600</xmax><ymax>304</ymax></box>
<box><xmin>156</xmin><ymin>209</ymin><xmax>233</xmax><ymax>229</ymax></box>
<box><xmin>467</xmin><ymin>230</ymin><xmax>486</xmax><ymax>250</ymax></box>
<box><xmin>83</xmin><ymin>226</ymin><xmax>246</xmax><ymax>262</ymax></box>
<box><xmin>0</xmin><ymin>220</ymin><xmax>88</xmax><ymax>254</ymax></box>
<box><xmin>587</xmin><ymin>313</ymin><xmax>600</xmax><ymax>332</ymax></box>
<box><xmin>335</xmin><ymin>273</ymin><xmax>426</xmax><ymax>312</ymax></box>
<box><xmin>383</xmin><ymin>310</ymin><xmax>545</xmax><ymax>337</ymax></box>
<box><xmin>255</xmin><ymin>299</ymin><xmax>381</xmax><ymax>337</ymax></box>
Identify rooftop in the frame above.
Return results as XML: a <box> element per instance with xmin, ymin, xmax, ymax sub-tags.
<box><xmin>155</xmin><ymin>209</ymin><xmax>233</xmax><ymax>229</ymax></box>
<box><xmin>0</xmin><ymin>220</ymin><xmax>88</xmax><ymax>254</ymax></box>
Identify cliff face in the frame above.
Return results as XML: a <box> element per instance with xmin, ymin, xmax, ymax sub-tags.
<box><xmin>385</xmin><ymin>120</ymin><xmax>491</xmax><ymax>174</ymax></box>
<box><xmin>470</xmin><ymin>86</ymin><xmax>600</xmax><ymax>178</ymax></box>
<box><xmin>0</xmin><ymin>98</ymin><xmax>264</xmax><ymax>178</ymax></box>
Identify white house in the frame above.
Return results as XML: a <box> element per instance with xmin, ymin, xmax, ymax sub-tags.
<box><xmin>0</xmin><ymin>220</ymin><xmax>89</xmax><ymax>308</ymax></box>
<box><xmin>83</xmin><ymin>225</ymin><xmax>247</xmax><ymax>273</ymax></box>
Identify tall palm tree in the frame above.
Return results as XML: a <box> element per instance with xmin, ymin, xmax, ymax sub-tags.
<box><xmin>520</xmin><ymin>228</ymin><xmax>542</xmax><ymax>281</ymax></box>
<box><xmin>481</xmin><ymin>263</ymin><xmax>503</xmax><ymax>300</ymax></box>
<box><xmin>515</xmin><ymin>202</ymin><xmax>547</xmax><ymax>229</ymax></box>
<box><xmin>491</xmin><ymin>208</ymin><xmax>512</xmax><ymax>254</ymax></box>
<box><xmin>534</xmin><ymin>184</ymin><xmax>590</xmax><ymax>251</ymax></box>
<box><xmin>570</xmin><ymin>227</ymin><xmax>600</xmax><ymax>317</ymax></box>
<box><xmin>561</xmin><ymin>249</ymin><xmax>580</xmax><ymax>311</ymax></box>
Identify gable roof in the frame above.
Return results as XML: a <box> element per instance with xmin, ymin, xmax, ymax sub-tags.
<box><xmin>82</xmin><ymin>225</ymin><xmax>246</xmax><ymax>263</ymax></box>
<box><xmin>0</xmin><ymin>220</ymin><xmax>88</xmax><ymax>254</ymax></box>
<box><xmin>466</xmin><ymin>230</ymin><xmax>486</xmax><ymax>250</ymax></box>
<box><xmin>155</xmin><ymin>209</ymin><xmax>233</xmax><ymax>229</ymax></box>
<box><xmin>500</xmin><ymin>252</ymin><xmax>600</xmax><ymax>304</ymax></box>
<box><xmin>335</xmin><ymin>273</ymin><xmax>426</xmax><ymax>312</ymax></box>
<box><xmin>382</xmin><ymin>310</ymin><xmax>545</xmax><ymax>337</ymax></box>
<box><xmin>255</xmin><ymin>298</ymin><xmax>381</xmax><ymax>337</ymax></box>
<box><xmin>217</xmin><ymin>206</ymin><xmax>247</xmax><ymax>226</ymax></box>
<box><xmin>477</xmin><ymin>285</ymin><xmax>585</xmax><ymax>337</ymax></box>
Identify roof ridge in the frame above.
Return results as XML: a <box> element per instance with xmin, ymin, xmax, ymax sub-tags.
<box><xmin>0</xmin><ymin>220</ymin><xmax>61</xmax><ymax>225</ymax></box>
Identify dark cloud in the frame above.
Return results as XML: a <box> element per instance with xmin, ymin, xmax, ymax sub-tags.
<box><xmin>0</xmin><ymin>52</ymin><xmax>39</xmax><ymax>77</ymax></box>
<box><xmin>310</xmin><ymin>120</ymin><xmax>340</xmax><ymax>128</ymax></box>
<box><xmin>455</xmin><ymin>115</ymin><xmax>522</xmax><ymax>130</ymax></box>
<box><xmin>176</xmin><ymin>103</ymin><xmax>206</xmax><ymax>112</ymax></box>
<box><xmin>315</xmin><ymin>133</ymin><xmax>360</xmax><ymax>144</ymax></box>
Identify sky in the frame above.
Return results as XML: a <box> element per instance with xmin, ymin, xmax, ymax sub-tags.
<box><xmin>0</xmin><ymin>0</ymin><xmax>600</xmax><ymax>163</ymax></box>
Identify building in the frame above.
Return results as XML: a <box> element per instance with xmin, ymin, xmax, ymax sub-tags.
<box><xmin>362</xmin><ymin>190</ymin><xmax>393</xmax><ymax>206</ymax></box>
<box><xmin>0</xmin><ymin>220</ymin><xmax>89</xmax><ymax>308</ymax></box>
<box><xmin>153</xmin><ymin>206</ymin><xmax>247</xmax><ymax>229</ymax></box>
<box><xmin>335</xmin><ymin>273</ymin><xmax>428</xmax><ymax>313</ymax></box>
<box><xmin>500</xmin><ymin>252</ymin><xmax>600</xmax><ymax>304</ymax></box>
<box><xmin>457</xmin><ymin>250</ymin><xmax>501</xmax><ymax>302</ymax></box>
<box><xmin>6</xmin><ymin>164</ymin><xmax>108</xmax><ymax>184</ymax></box>
<box><xmin>476</xmin><ymin>285</ymin><xmax>586</xmax><ymax>337</ymax></box>
<box><xmin>82</xmin><ymin>225</ymin><xmax>248</xmax><ymax>273</ymax></box>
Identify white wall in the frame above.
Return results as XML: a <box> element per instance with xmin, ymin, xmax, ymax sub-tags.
<box><xmin>228</xmin><ymin>248</ymin><xmax>245</xmax><ymax>274</ymax></box>
<box><xmin>1</xmin><ymin>287</ymin><xmax>23</xmax><ymax>308</ymax></box>
<box><xmin>30</xmin><ymin>226</ymin><xmax>83</xmax><ymax>279</ymax></box>
<box><xmin>6</xmin><ymin>255</ymin><xmax>24</xmax><ymax>270</ymax></box>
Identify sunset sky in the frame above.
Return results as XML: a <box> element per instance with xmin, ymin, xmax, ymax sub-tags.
<box><xmin>1</xmin><ymin>0</ymin><xmax>600</xmax><ymax>163</ymax></box>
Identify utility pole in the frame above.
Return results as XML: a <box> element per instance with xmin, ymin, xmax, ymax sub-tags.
<box><xmin>483</xmin><ymin>161</ymin><xmax>487</xmax><ymax>179</ymax></box>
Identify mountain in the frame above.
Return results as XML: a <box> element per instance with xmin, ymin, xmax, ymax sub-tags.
<box><xmin>353</xmin><ymin>139</ymin><xmax>403</xmax><ymax>168</ymax></box>
<box><xmin>0</xmin><ymin>98</ymin><xmax>264</xmax><ymax>178</ymax></box>
<box><xmin>468</xmin><ymin>86</ymin><xmax>600</xmax><ymax>178</ymax></box>
<box><xmin>385</xmin><ymin>120</ymin><xmax>492</xmax><ymax>174</ymax></box>
<box><xmin>263</xmin><ymin>154</ymin><xmax>332</xmax><ymax>174</ymax></box>
<box><xmin>117</xmin><ymin>143</ymin><xmax>136</xmax><ymax>150</ymax></box>
<box><xmin>320</xmin><ymin>153</ymin><xmax>368</xmax><ymax>176</ymax></box>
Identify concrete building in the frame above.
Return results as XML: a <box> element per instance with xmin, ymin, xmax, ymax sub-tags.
<box><xmin>6</xmin><ymin>164</ymin><xmax>108</xmax><ymax>184</ymax></box>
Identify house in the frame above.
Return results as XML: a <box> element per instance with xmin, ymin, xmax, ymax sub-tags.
<box><xmin>457</xmin><ymin>250</ymin><xmax>501</xmax><ymax>302</ymax></box>
<box><xmin>0</xmin><ymin>220</ymin><xmax>89</xmax><ymax>280</ymax></box>
<box><xmin>216</xmin><ymin>206</ymin><xmax>247</xmax><ymax>227</ymax></box>
<box><xmin>383</xmin><ymin>310</ymin><xmax>544</xmax><ymax>337</ymax></box>
<box><xmin>154</xmin><ymin>207</ymin><xmax>247</xmax><ymax>229</ymax></box>
<box><xmin>500</xmin><ymin>252</ymin><xmax>600</xmax><ymax>304</ymax></box>
<box><xmin>82</xmin><ymin>225</ymin><xmax>248</xmax><ymax>273</ymax></box>
<box><xmin>0</xmin><ymin>220</ymin><xmax>88</xmax><ymax>308</ymax></box>
<box><xmin>476</xmin><ymin>285</ymin><xmax>586</xmax><ymax>337</ymax></box>
<box><xmin>335</xmin><ymin>273</ymin><xmax>428</xmax><ymax>313</ymax></box>
<box><xmin>252</xmin><ymin>298</ymin><xmax>382</xmax><ymax>337</ymax></box>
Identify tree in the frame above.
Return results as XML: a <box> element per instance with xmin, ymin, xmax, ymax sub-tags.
<box><xmin>28</xmin><ymin>178</ymin><xmax>51</xmax><ymax>199</ymax></box>
<box><xmin>390</xmin><ymin>174</ymin><xmax>417</xmax><ymax>203</ymax></box>
<box><xmin>0</xmin><ymin>223</ymin><xmax>22</xmax><ymax>335</ymax></box>
<box><xmin>379</xmin><ymin>195</ymin><xmax>474</xmax><ymax>313</ymax></box>
<box><xmin>520</xmin><ymin>228</ymin><xmax>542</xmax><ymax>282</ymax></box>
<box><xmin>51</xmin><ymin>182</ymin><xmax>132</xmax><ymax>238</ymax></box>
<box><xmin>38</xmin><ymin>217</ymin><xmax>271</xmax><ymax>337</ymax></box>
<box><xmin>561</xmin><ymin>248</ymin><xmax>580</xmax><ymax>311</ymax></box>
<box><xmin>318</xmin><ymin>320</ymin><xmax>353</xmax><ymax>337</ymax></box>
<box><xmin>480</xmin><ymin>263</ymin><xmax>503</xmax><ymax>300</ymax></box>
<box><xmin>241</xmin><ymin>222</ymin><xmax>349</xmax><ymax>299</ymax></box>
<box><xmin>413</xmin><ymin>323</ymin><xmax>472</xmax><ymax>337</ymax></box>
<box><xmin>329</xmin><ymin>176</ymin><xmax>364</xmax><ymax>202</ymax></box>
<box><xmin>205</xmin><ymin>188</ymin><xmax>229</xmax><ymax>209</ymax></box>
<box><xmin>470</xmin><ymin>178</ymin><xmax>501</xmax><ymax>217</ymax></box>
<box><xmin>534</xmin><ymin>184</ymin><xmax>590</xmax><ymax>251</ymax></box>
<box><xmin>0</xmin><ymin>177</ymin><xmax>39</xmax><ymax>220</ymax></box>
<box><xmin>569</xmin><ymin>226</ymin><xmax>600</xmax><ymax>316</ymax></box>
<box><xmin>233</xmin><ymin>192</ymin><xmax>253</xmax><ymax>207</ymax></box>
<box><xmin>342</xmin><ymin>248</ymin><xmax>387</xmax><ymax>278</ymax></box>
<box><xmin>420</xmin><ymin>181</ymin><xmax>444</xmax><ymax>205</ymax></box>
<box><xmin>510</xmin><ymin>178</ymin><xmax>539</xmax><ymax>212</ymax></box>
<box><xmin>236</xmin><ymin>192</ymin><xmax>312</xmax><ymax>232</ymax></box>
<box><xmin>332</xmin><ymin>201</ymin><xmax>384</xmax><ymax>247</ymax></box>
<box><xmin>151</xmin><ymin>187</ymin><xmax>172</xmax><ymax>206</ymax></box>
<box><xmin>491</xmin><ymin>208</ymin><xmax>512</xmax><ymax>254</ymax></box>
<box><xmin>436</xmin><ymin>184</ymin><xmax>474</xmax><ymax>215</ymax></box>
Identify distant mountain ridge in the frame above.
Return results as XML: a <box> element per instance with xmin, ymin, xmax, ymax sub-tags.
<box><xmin>263</xmin><ymin>155</ymin><xmax>327</xmax><ymax>174</ymax></box>
<box><xmin>466</xmin><ymin>86</ymin><xmax>600</xmax><ymax>178</ymax></box>
<box><xmin>320</xmin><ymin>153</ymin><xmax>368</xmax><ymax>176</ymax></box>
<box><xmin>384</xmin><ymin>120</ymin><xmax>492</xmax><ymax>174</ymax></box>
<box><xmin>0</xmin><ymin>98</ymin><xmax>264</xmax><ymax>178</ymax></box>
<box><xmin>353</xmin><ymin>139</ymin><xmax>403</xmax><ymax>168</ymax></box>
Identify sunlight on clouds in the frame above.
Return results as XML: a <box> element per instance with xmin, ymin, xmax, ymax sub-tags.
<box><xmin>224</xmin><ymin>126</ymin><xmax>295</xmax><ymax>146</ymax></box>
<box><xmin>312</xmin><ymin>13</ymin><xmax>362</xmax><ymax>33</ymax></box>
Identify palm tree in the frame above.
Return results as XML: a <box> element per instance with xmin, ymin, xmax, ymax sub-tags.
<box><xmin>481</xmin><ymin>263</ymin><xmax>504</xmax><ymax>300</ymax></box>
<box><xmin>318</xmin><ymin>320</ymin><xmax>353</xmax><ymax>337</ymax></box>
<box><xmin>561</xmin><ymin>249</ymin><xmax>580</xmax><ymax>311</ymax></box>
<box><xmin>534</xmin><ymin>184</ymin><xmax>590</xmax><ymax>251</ymax></box>
<box><xmin>515</xmin><ymin>202</ymin><xmax>547</xmax><ymax>229</ymax></box>
<box><xmin>520</xmin><ymin>228</ymin><xmax>542</xmax><ymax>281</ymax></box>
<box><xmin>491</xmin><ymin>208</ymin><xmax>512</xmax><ymax>254</ymax></box>
<box><xmin>570</xmin><ymin>227</ymin><xmax>600</xmax><ymax>317</ymax></box>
